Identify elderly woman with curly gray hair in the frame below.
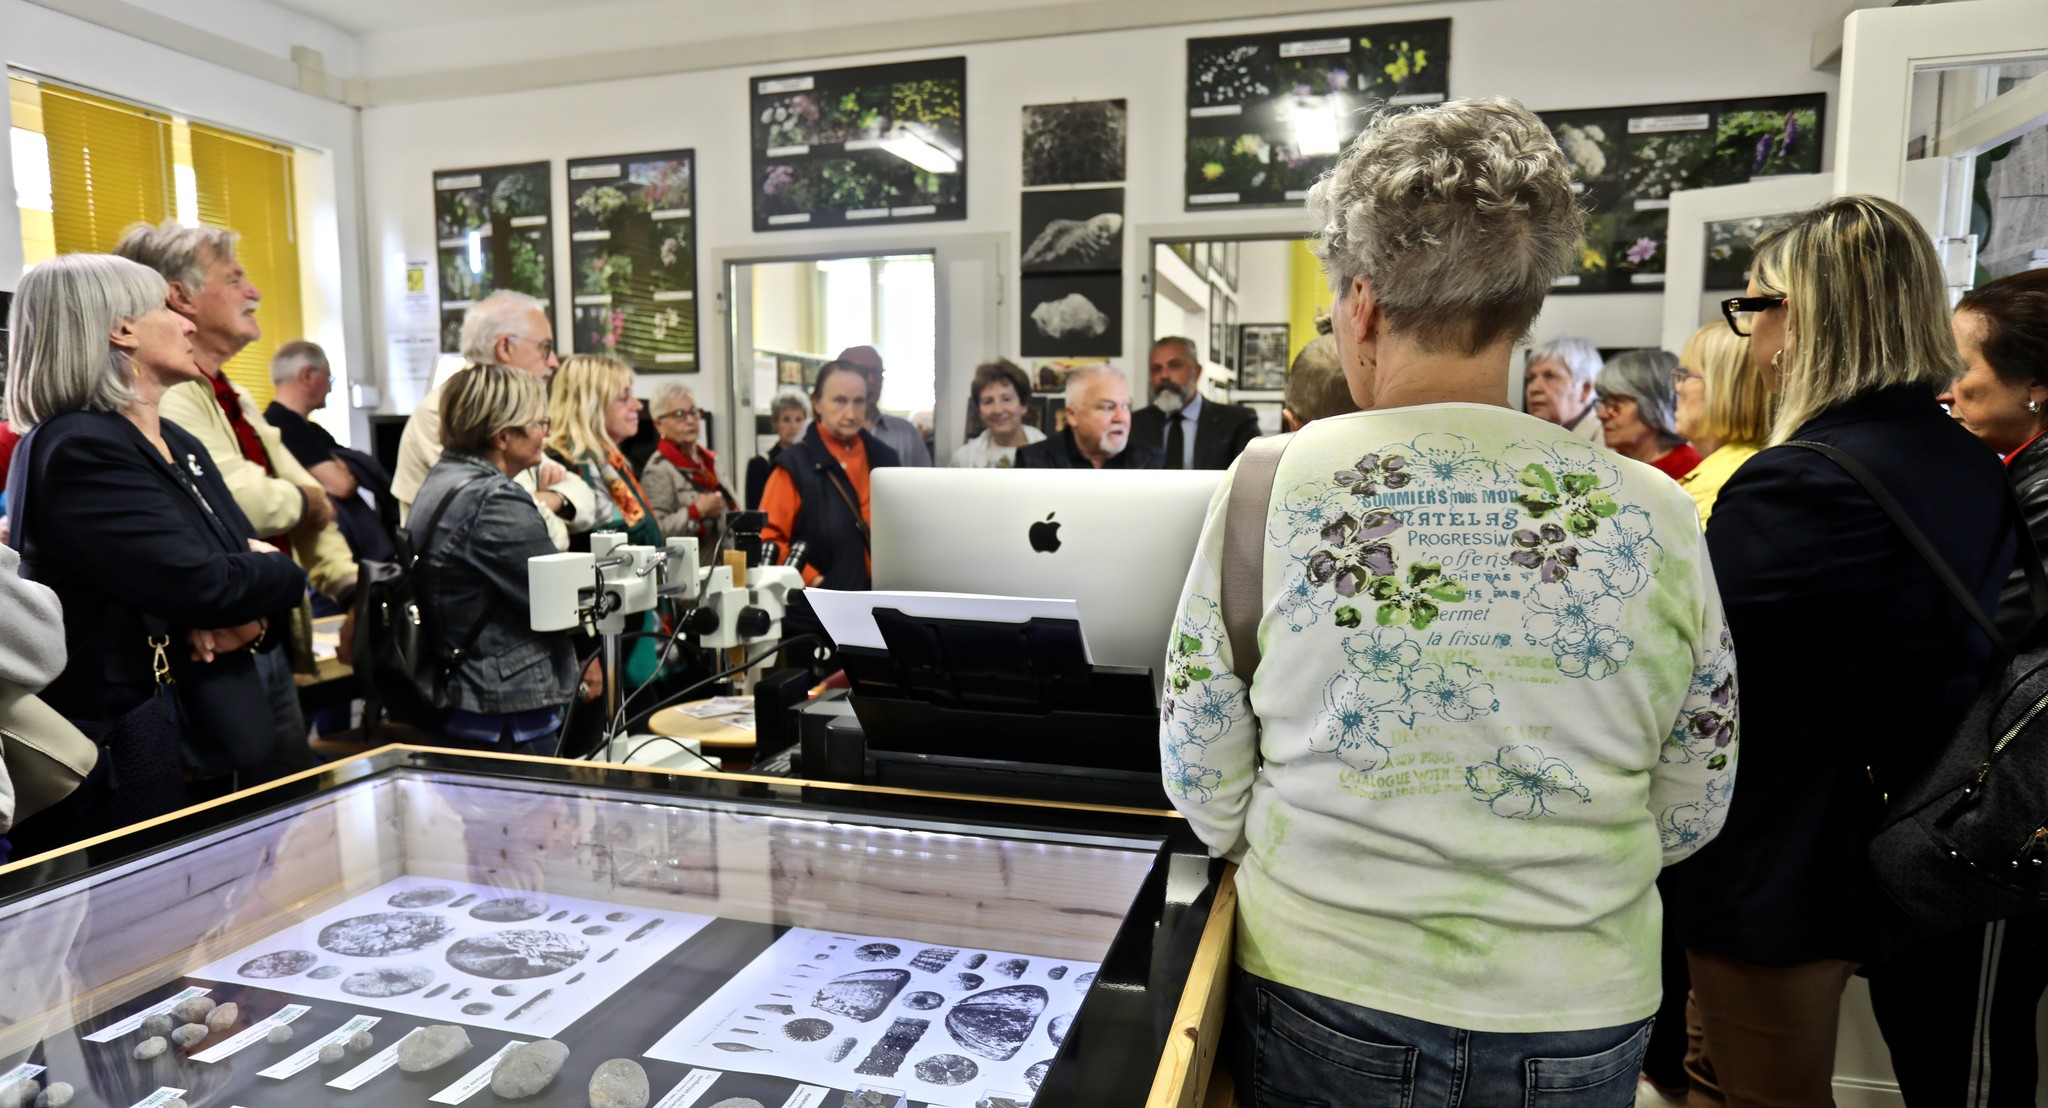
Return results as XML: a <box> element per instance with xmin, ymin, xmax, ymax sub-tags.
<box><xmin>1159</xmin><ymin>97</ymin><xmax>1738</xmax><ymax>1105</ymax></box>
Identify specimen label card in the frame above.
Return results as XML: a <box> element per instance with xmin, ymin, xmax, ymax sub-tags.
<box><xmin>259</xmin><ymin>1013</ymin><xmax>382</xmax><ymax>1079</ymax></box>
<box><xmin>651</xmin><ymin>1069</ymin><xmax>721</xmax><ymax>1108</ymax></box>
<box><xmin>190</xmin><ymin>877</ymin><xmax>714</xmax><ymax>1036</ymax></box>
<box><xmin>778</xmin><ymin>1087</ymin><xmax>827</xmax><ymax>1108</ymax></box>
<box><xmin>85</xmin><ymin>986</ymin><xmax>210</xmax><ymax>1042</ymax></box>
<box><xmin>128</xmin><ymin>1089</ymin><xmax>186</xmax><ymax>1108</ymax></box>
<box><xmin>192</xmin><ymin>1004</ymin><xmax>310</xmax><ymax>1063</ymax></box>
<box><xmin>328</xmin><ymin>1027</ymin><xmax>423</xmax><ymax>1090</ymax></box>
<box><xmin>430</xmin><ymin>1040</ymin><xmax>526</xmax><ymax>1105</ymax></box>
<box><xmin>646</xmin><ymin>927</ymin><xmax>1099</xmax><ymax>1107</ymax></box>
<box><xmin>0</xmin><ymin>1065</ymin><xmax>44</xmax><ymax>1085</ymax></box>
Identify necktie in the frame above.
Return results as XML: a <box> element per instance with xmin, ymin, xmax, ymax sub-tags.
<box><xmin>1166</xmin><ymin>411</ymin><xmax>1186</xmax><ymax>470</ymax></box>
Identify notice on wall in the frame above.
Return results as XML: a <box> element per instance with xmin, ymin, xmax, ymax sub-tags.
<box><xmin>190</xmin><ymin>877</ymin><xmax>713</xmax><ymax>1037</ymax></box>
<box><xmin>646</xmin><ymin>927</ymin><xmax>1097</xmax><ymax>1107</ymax></box>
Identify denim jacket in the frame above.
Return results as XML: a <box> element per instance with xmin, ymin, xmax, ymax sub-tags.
<box><xmin>410</xmin><ymin>453</ymin><xmax>576</xmax><ymax>714</ymax></box>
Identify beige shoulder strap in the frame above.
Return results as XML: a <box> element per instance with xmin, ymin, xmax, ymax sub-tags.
<box><xmin>1221</xmin><ymin>433</ymin><xmax>1294</xmax><ymax>685</ymax></box>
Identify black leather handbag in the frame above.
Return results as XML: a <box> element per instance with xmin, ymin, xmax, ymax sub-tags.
<box><xmin>1786</xmin><ymin>440</ymin><xmax>2048</xmax><ymax>929</ymax></box>
<box><xmin>352</xmin><ymin>474</ymin><xmax>491</xmax><ymax>727</ymax></box>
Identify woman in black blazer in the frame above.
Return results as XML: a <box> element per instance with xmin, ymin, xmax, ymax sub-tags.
<box><xmin>1666</xmin><ymin>197</ymin><xmax>2017</xmax><ymax>1104</ymax></box>
<box><xmin>4</xmin><ymin>254</ymin><xmax>305</xmax><ymax>851</ymax></box>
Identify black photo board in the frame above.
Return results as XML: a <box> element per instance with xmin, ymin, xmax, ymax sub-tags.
<box><xmin>432</xmin><ymin>161</ymin><xmax>555</xmax><ymax>353</ymax></box>
<box><xmin>1185</xmin><ymin>18</ymin><xmax>1451</xmax><ymax>210</ymax></box>
<box><xmin>751</xmin><ymin>56</ymin><xmax>967</xmax><ymax>232</ymax></box>
<box><xmin>566</xmin><ymin>150</ymin><xmax>698</xmax><ymax>372</ymax></box>
<box><xmin>1541</xmin><ymin>92</ymin><xmax>1825</xmax><ymax>294</ymax></box>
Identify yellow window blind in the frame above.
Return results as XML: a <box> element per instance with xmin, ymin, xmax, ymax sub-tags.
<box><xmin>39</xmin><ymin>83</ymin><xmax>173</xmax><ymax>255</ymax></box>
<box><xmin>190</xmin><ymin>123</ymin><xmax>300</xmax><ymax>409</ymax></box>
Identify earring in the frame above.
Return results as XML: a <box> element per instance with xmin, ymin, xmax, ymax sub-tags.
<box><xmin>2030</xmin><ymin>400</ymin><xmax>2041</xmax><ymax>414</ymax></box>
<box><xmin>1771</xmin><ymin>350</ymin><xmax>1784</xmax><ymax>371</ymax></box>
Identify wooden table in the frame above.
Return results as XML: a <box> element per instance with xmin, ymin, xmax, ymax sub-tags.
<box><xmin>644</xmin><ymin>702</ymin><xmax>758</xmax><ymax>770</ymax></box>
<box><xmin>293</xmin><ymin>613</ymin><xmax>357</xmax><ymax>714</ymax></box>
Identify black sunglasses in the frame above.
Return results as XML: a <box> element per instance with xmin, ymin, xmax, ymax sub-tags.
<box><xmin>1720</xmin><ymin>295</ymin><xmax>1786</xmax><ymax>338</ymax></box>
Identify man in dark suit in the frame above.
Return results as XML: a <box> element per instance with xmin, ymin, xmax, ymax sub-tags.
<box><xmin>1130</xmin><ymin>336</ymin><xmax>1261</xmax><ymax>470</ymax></box>
<box><xmin>1015</xmin><ymin>367</ymin><xmax>1161</xmax><ymax>469</ymax></box>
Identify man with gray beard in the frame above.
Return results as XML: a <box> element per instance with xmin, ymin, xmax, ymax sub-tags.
<box><xmin>1130</xmin><ymin>336</ymin><xmax>1260</xmax><ymax>469</ymax></box>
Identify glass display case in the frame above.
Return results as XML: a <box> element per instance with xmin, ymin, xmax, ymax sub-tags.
<box><xmin>0</xmin><ymin>749</ymin><xmax>1221</xmax><ymax>1108</ymax></box>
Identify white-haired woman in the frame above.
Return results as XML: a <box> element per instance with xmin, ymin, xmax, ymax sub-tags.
<box><xmin>1524</xmin><ymin>335</ymin><xmax>1604</xmax><ymax>440</ymax></box>
<box><xmin>1595</xmin><ymin>349</ymin><xmax>1700</xmax><ymax>479</ymax></box>
<box><xmin>1666</xmin><ymin>197</ymin><xmax>2016</xmax><ymax>1106</ymax></box>
<box><xmin>3</xmin><ymin>254</ymin><xmax>305</xmax><ymax>854</ymax></box>
<box><xmin>1161</xmin><ymin>98</ymin><xmax>1735</xmax><ymax>1104</ymax></box>
<box><xmin>641</xmin><ymin>381</ymin><xmax>733</xmax><ymax>554</ymax></box>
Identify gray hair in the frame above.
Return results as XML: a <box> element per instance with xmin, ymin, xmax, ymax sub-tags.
<box><xmin>112</xmin><ymin>220</ymin><xmax>239</xmax><ymax>292</ymax></box>
<box><xmin>1284</xmin><ymin>335</ymin><xmax>1357</xmax><ymax>425</ymax></box>
<box><xmin>1306</xmin><ymin>97</ymin><xmax>1581</xmax><ymax>355</ymax></box>
<box><xmin>459</xmin><ymin>290</ymin><xmax>546</xmax><ymax>366</ymax></box>
<box><xmin>652</xmin><ymin>382</ymin><xmax>694</xmax><ymax>414</ymax></box>
<box><xmin>1525</xmin><ymin>336</ymin><xmax>1604</xmax><ymax>387</ymax></box>
<box><xmin>770</xmin><ymin>390</ymin><xmax>808</xmax><ymax>420</ymax></box>
<box><xmin>271</xmin><ymin>338</ymin><xmax>328</xmax><ymax>384</ymax></box>
<box><xmin>1151</xmin><ymin>336</ymin><xmax>1199</xmax><ymax>364</ymax></box>
<box><xmin>1596</xmin><ymin>349</ymin><xmax>1682</xmax><ymax>440</ymax></box>
<box><xmin>1064</xmin><ymin>364</ymin><xmax>1127</xmax><ymax>407</ymax></box>
<box><xmin>6</xmin><ymin>254</ymin><xmax>164</xmax><ymax>429</ymax></box>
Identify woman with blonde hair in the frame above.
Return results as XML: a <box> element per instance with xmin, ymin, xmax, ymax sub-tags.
<box><xmin>1671</xmin><ymin>322</ymin><xmax>1769</xmax><ymax>527</ymax></box>
<box><xmin>1666</xmin><ymin>196</ymin><xmax>2017</xmax><ymax>1106</ymax></box>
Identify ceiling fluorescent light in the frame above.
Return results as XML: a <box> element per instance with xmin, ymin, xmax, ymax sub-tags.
<box><xmin>881</xmin><ymin>128</ymin><xmax>958</xmax><ymax>174</ymax></box>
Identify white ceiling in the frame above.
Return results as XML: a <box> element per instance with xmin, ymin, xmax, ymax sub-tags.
<box><xmin>266</xmin><ymin>0</ymin><xmax>1080</xmax><ymax>37</ymax></box>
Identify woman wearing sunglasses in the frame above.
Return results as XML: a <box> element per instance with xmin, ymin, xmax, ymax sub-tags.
<box><xmin>1666</xmin><ymin>197</ymin><xmax>2017</xmax><ymax>1106</ymax></box>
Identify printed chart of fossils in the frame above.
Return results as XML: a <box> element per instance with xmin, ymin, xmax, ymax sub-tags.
<box><xmin>647</xmin><ymin>928</ymin><xmax>1093</xmax><ymax>1108</ymax></box>
<box><xmin>191</xmin><ymin>879</ymin><xmax>713</xmax><ymax>1037</ymax></box>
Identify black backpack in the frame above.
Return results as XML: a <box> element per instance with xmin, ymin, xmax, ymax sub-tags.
<box><xmin>351</xmin><ymin>474</ymin><xmax>490</xmax><ymax>727</ymax></box>
<box><xmin>1786</xmin><ymin>441</ymin><xmax>2048</xmax><ymax>929</ymax></box>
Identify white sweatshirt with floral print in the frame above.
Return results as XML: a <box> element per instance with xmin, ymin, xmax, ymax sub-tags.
<box><xmin>1163</xmin><ymin>404</ymin><xmax>1736</xmax><ymax>1033</ymax></box>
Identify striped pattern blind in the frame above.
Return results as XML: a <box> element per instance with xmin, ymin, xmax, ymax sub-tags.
<box><xmin>40</xmin><ymin>83</ymin><xmax>173</xmax><ymax>255</ymax></box>
<box><xmin>190</xmin><ymin>123</ymin><xmax>300</xmax><ymax>408</ymax></box>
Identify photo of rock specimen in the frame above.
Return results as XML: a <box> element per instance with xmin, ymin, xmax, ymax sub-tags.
<box><xmin>469</xmin><ymin>897</ymin><xmax>549</xmax><ymax>923</ymax></box>
<box><xmin>913</xmin><ymin>1053</ymin><xmax>979</xmax><ymax>1086</ymax></box>
<box><xmin>1021</xmin><ymin>99</ymin><xmax>1126</xmax><ymax>187</ymax></box>
<box><xmin>909</xmin><ymin>948</ymin><xmax>956</xmax><ymax>973</ymax></box>
<box><xmin>1021</xmin><ymin>274</ymin><xmax>1121</xmax><ymax>358</ymax></box>
<box><xmin>319</xmin><ymin>912</ymin><xmax>456</xmax><ymax>958</ymax></box>
<box><xmin>238</xmin><ymin>950</ymin><xmax>319</xmax><ymax>978</ymax></box>
<box><xmin>1020</xmin><ymin>189</ymin><xmax>1123</xmax><ymax>274</ymax></box>
<box><xmin>946</xmin><ymin>986</ymin><xmax>1048</xmax><ymax>1062</ymax></box>
<box><xmin>854</xmin><ymin>943</ymin><xmax>901</xmax><ymax>963</ymax></box>
<box><xmin>444</xmin><ymin>930</ymin><xmax>589</xmax><ymax>979</ymax></box>
<box><xmin>388</xmin><ymin>887</ymin><xmax>458</xmax><ymax>909</ymax></box>
<box><xmin>341</xmin><ymin>966</ymin><xmax>435</xmax><ymax>998</ymax></box>
<box><xmin>853</xmin><ymin>1017</ymin><xmax>929</xmax><ymax>1077</ymax></box>
<box><xmin>813</xmin><ymin>969</ymin><xmax>911</xmax><ymax>1022</ymax></box>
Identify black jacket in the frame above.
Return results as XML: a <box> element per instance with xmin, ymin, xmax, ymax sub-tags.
<box><xmin>5</xmin><ymin>412</ymin><xmax>306</xmax><ymax>725</ymax></box>
<box><xmin>1013</xmin><ymin>429</ymin><xmax>1164</xmax><ymax>469</ymax></box>
<box><xmin>1131</xmin><ymin>399</ymin><xmax>1261</xmax><ymax>470</ymax></box>
<box><xmin>1666</xmin><ymin>387</ymin><xmax>2016</xmax><ymax>965</ymax></box>
<box><xmin>1997</xmin><ymin>435</ymin><xmax>2048</xmax><ymax>637</ymax></box>
<box><xmin>745</xmin><ymin>444</ymin><xmax>784</xmax><ymax>511</ymax></box>
<box><xmin>775</xmin><ymin>425</ymin><xmax>899</xmax><ymax>590</ymax></box>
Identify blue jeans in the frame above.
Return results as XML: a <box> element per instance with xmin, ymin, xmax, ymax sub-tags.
<box><xmin>1227</xmin><ymin>970</ymin><xmax>1653</xmax><ymax>1107</ymax></box>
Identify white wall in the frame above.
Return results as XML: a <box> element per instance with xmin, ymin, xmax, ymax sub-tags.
<box><xmin>355</xmin><ymin>0</ymin><xmax>1840</xmax><ymax>478</ymax></box>
<box><xmin>0</xmin><ymin>0</ymin><xmax>368</xmax><ymax>443</ymax></box>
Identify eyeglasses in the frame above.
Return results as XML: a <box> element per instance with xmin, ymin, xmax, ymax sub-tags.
<box><xmin>511</xmin><ymin>335</ymin><xmax>558</xmax><ymax>358</ymax></box>
<box><xmin>1670</xmin><ymin>367</ymin><xmax>1702</xmax><ymax>390</ymax></box>
<box><xmin>1595</xmin><ymin>394</ymin><xmax>1634</xmax><ymax>414</ymax></box>
<box><xmin>1720</xmin><ymin>295</ymin><xmax>1786</xmax><ymax>337</ymax></box>
<box><xmin>656</xmin><ymin>408</ymin><xmax>700</xmax><ymax>421</ymax></box>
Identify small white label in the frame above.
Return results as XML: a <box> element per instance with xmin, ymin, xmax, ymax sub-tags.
<box><xmin>1633</xmin><ymin>198</ymin><xmax>1671</xmax><ymax>211</ymax></box>
<box><xmin>442</xmin><ymin>299</ymin><xmax>475</xmax><ymax>310</ymax></box>
<box><xmin>651</xmin><ymin>208</ymin><xmax>691</xmax><ymax>221</ymax></box>
<box><xmin>436</xmin><ymin>237</ymin><xmax>469</xmax><ymax>249</ymax></box>
<box><xmin>1570</xmin><ymin>182</ymin><xmax>1587</xmax><ymax>194</ymax></box>
<box><xmin>86</xmin><ymin>987</ymin><xmax>210</xmax><ymax>1042</ymax></box>
<box><xmin>779</xmin><ymin>1087</ymin><xmax>830</xmax><ymax>1108</ymax></box>
<box><xmin>765</xmin><ymin>145</ymin><xmax>810</xmax><ymax>158</ymax></box>
<box><xmin>1189</xmin><ymin>193</ymin><xmax>1241</xmax><ymax>205</ymax></box>
<box><xmin>1279</xmin><ymin>36</ymin><xmax>1349</xmax><ymax>58</ymax></box>
<box><xmin>508</xmin><ymin>215</ymin><xmax>547</xmax><ymax>228</ymax></box>
<box><xmin>845</xmin><ymin>208</ymin><xmax>890</xmax><ymax>221</ymax></box>
<box><xmin>1631</xmin><ymin>272</ymin><xmax>1667</xmax><ymax>285</ymax></box>
<box><xmin>1284</xmin><ymin>189</ymin><xmax>1310</xmax><ymax>201</ymax></box>
<box><xmin>193</xmin><ymin>1004</ymin><xmax>310</xmax><ymax>1064</ymax></box>
<box><xmin>1388</xmin><ymin>92</ymin><xmax>1447</xmax><ymax>106</ymax></box>
<box><xmin>1552</xmin><ymin>275</ymin><xmax>1583</xmax><ymax>287</ymax></box>
<box><xmin>572</xmin><ymin>164</ymin><xmax>622</xmax><ymax>180</ymax></box>
<box><xmin>652</xmin><ymin>290</ymin><xmax>694</xmax><ymax>301</ymax></box>
<box><xmin>571</xmin><ymin>230</ymin><xmax>611</xmax><ymax>242</ymax></box>
<box><xmin>0</xmin><ymin>1065</ymin><xmax>46</xmax><ymax>1086</ymax></box>
<box><xmin>328</xmin><ymin>1028</ymin><xmax>420</xmax><ymax>1090</ymax></box>
<box><xmin>128</xmin><ymin>1089</ymin><xmax>187</xmax><ymax>1108</ymax></box>
<box><xmin>1190</xmin><ymin>104</ymin><xmax>1242</xmax><ymax>118</ymax></box>
<box><xmin>766</xmin><ymin>213</ymin><xmax>811</xmax><ymax>225</ymax></box>
<box><xmin>653</xmin><ymin>353</ymin><xmax>697</xmax><ymax>364</ymax></box>
<box><xmin>259</xmin><ymin>1015</ymin><xmax>382</xmax><ymax>1080</ymax></box>
<box><xmin>651</xmin><ymin>1069</ymin><xmax>721</xmax><ymax>1108</ymax></box>
<box><xmin>573</xmin><ymin>295</ymin><xmax>613</xmax><ymax>306</ymax></box>
<box><xmin>758</xmin><ymin>76</ymin><xmax>814</xmax><ymax>94</ymax></box>
<box><xmin>890</xmin><ymin>205</ymin><xmax>937</xmax><ymax>217</ymax></box>
<box><xmin>435</xmin><ymin>175</ymin><xmax>483</xmax><ymax>191</ymax></box>
<box><xmin>429</xmin><ymin>1041</ymin><xmax>526</xmax><ymax>1105</ymax></box>
<box><xmin>1628</xmin><ymin>113</ymin><xmax>1711</xmax><ymax>134</ymax></box>
<box><xmin>843</xmin><ymin>139</ymin><xmax>883</xmax><ymax>151</ymax></box>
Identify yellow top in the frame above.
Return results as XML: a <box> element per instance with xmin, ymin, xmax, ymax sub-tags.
<box><xmin>1679</xmin><ymin>443</ymin><xmax>1761</xmax><ymax>529</ymax></box>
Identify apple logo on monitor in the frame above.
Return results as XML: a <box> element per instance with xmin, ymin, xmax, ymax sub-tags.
<box><xmin>1028</xmin><ymin>512</ymin><xmax>1062</xmax><ymax>554</ymax></box>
